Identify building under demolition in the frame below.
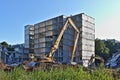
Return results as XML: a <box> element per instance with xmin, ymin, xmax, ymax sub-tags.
<box><xmin>24</xmin><ymin>13</ymin><xmax>95</xmax><ymax>67</ymax></box>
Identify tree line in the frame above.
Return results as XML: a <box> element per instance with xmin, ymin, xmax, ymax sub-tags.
<box><xmin>95</xmin><ymin>38</ymin><xmax>118</xmax><ymax>62</ymax></box>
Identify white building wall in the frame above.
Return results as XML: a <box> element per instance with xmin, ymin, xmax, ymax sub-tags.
<box><xmin>81</xmin><ymin>14</ymin><xmax>95</xmax><ymax>67</ymax></box>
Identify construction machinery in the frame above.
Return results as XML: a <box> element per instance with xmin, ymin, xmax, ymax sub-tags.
<box><xmin>29</xmin><ymin>17</ymin><xmax>79</xmax><ymax>63</ymax></box>
<box><xmin>89</xmin><ymin>54</ymin><xmax>104</xmax><ymax>67</ymax></box>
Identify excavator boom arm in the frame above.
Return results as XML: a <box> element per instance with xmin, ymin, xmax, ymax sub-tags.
<box><xmin>48</xmin><ymin>19</ymin><xmax>69</xmax><ymax>57</ymax></box>
<box><xmin>48</xmin><ymin>18</ymin><xmax>80</xmax><ymax>62</ymax></box>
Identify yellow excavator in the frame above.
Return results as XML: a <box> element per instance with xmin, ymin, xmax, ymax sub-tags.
<box><xmin>30</xmin><ymin>17</ymin><xmax>80</xmax><ymax>63</ymax></box>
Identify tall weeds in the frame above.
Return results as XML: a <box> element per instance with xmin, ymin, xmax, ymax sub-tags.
<box><xmin>0</xmin><ymin>66</ymin><xmax>115</xmax><ymax>80</ymax></box>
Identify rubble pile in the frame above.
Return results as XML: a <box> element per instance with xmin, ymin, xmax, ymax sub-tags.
<box><xmin>106</xmin><ymin>52</ymin><xmax>120</xmax><ymax>68</ymax></box>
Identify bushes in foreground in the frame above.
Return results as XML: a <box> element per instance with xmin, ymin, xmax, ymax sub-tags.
<box><xmin>0</xmin><ymin>66</ymin><xmax>115</xmax><ymax>80</ymax></box>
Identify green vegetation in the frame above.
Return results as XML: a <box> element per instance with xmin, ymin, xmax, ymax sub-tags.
<box><xmin>0</xmin><ymin>66</ymin><xmax>116</xmax><ymax>80</ymax></box>
<box><xmin>104</xmin><ymin>40</ymin><xmax>117</xmax><ymax>57</ymax></box>
<box><xmin>95</xmin><ymin>39</ymin><xmax>110</xmax><ymax>61</ymax></box>
<box><xmin>95</xmin><ymin>39</ymin><xmax>118</xmax><ymax>62</ymax></box>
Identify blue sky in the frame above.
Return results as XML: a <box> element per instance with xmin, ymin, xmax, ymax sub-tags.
<box><xmin>0</xmin><ymin>0</ymin><xmax>120</xmax><ymax>44</ymax></box>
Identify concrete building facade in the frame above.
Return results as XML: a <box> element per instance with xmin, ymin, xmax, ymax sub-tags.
<box><xmin>72</xmin><ymin>14</ymin><xmax>95</xmax><ymax>67</ymax></box>
<box><xmin>34</xmin><ymin>15</ymin><xmax>66</xmax><ymax>62</ymax></box>
<box><xmin>24</xmin><ymin>25</ymin><xmax>34</xmax><ymax>54</ymax></box>
<box><xmin>25</xmin><ymin>13</ymin><xmax>95</xmax><ymax>66</ymax></box>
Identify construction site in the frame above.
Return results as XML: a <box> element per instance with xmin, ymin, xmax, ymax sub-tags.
<box><xmin>0</xmin><ymin>13</ymin><xmax>96</xmax><ymax>71</ymax></box>
<box><xmin>24</xmin><ymin>13</ymin><xmax>95</xmax><ymax>67</ymax></box>
<box><xmin>0</xmin><ymin>13</ymin><xmax>120</xmax><ymax>80</ymax></box>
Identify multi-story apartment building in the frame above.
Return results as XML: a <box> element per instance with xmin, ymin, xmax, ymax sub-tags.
<box><xmin>24</xmin><ymin>25</ymin><xmax>34</xmax><ymax>59</ymax></box>
<box><xmin>25</xmin><ymin>13</ymin><xmax>95</xmax><ymax>67</ymax></box>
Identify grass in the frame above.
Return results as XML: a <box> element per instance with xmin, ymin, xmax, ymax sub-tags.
<box><xmin>0</xmin><ymin>65</ymin><xmax>119</xmax><ymax>80</ymax></box>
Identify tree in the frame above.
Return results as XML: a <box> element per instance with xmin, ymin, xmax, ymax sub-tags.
<box><xmin>95</xmin><ymin>38</ymin><xmax>110</xmax><ymax>61</ymax></box>
<box><xmin>0</xmin><ymin>41</ymin><xmax>14</xmax><ymax>51</ymax></box>
<box><xmin>104</xmin><ymin>40</ymin><xmax>117</xmax><ymax>57</ymax></box>
<box><xmin>1</xmin><ymin>41</ymin><xmax>9</xmax><ymax>47</ymax></box>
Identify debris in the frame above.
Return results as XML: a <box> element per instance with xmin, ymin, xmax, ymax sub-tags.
<box><xmin>106</xmin><ymin>52</ymin><xmax>120</xmax><ymax>68</ymax></box>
